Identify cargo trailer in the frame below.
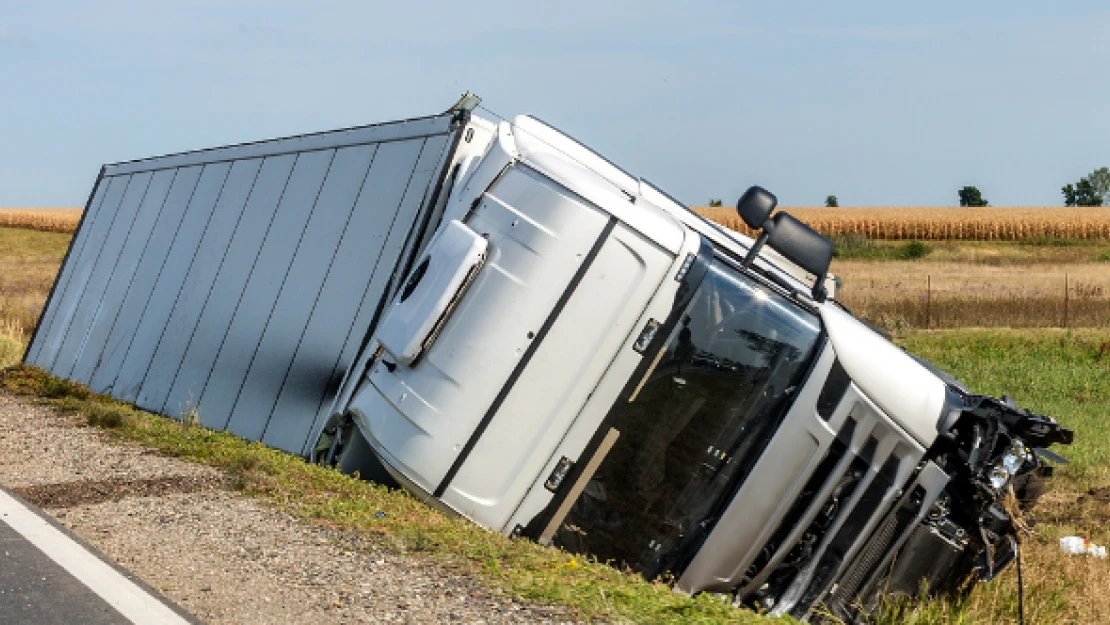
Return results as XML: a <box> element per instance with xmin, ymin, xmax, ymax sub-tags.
<box><xmin>26</xmin><ymin>95</ymin><xmax>1072</xmax><ymax>622</ymax></box>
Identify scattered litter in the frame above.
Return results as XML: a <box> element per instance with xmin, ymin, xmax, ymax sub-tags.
<box><xmin>375</xmin><ymin>511</ymin><xmax>386</xmax><ymax>519</ymax></box>
<box><xmin>1059</xmin><ymin>536</ymin><xmax>1107</xmax><ymax>558</ymax></box>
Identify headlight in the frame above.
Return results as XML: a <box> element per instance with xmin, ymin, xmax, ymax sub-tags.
<box><xmin>987</xmin><ymin>439</ymin><xmax>1031</xmax><ymax>492</ymax></box>
<box><xmin>988</xmin><ymin>465</ymin><xmax>1012</xmax><ymax>490</ymax></box>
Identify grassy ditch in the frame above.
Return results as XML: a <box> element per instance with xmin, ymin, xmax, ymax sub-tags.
<box><xmin>3</xmin><ymin>328</ymin><xmax>1108</xmax><ymax>623</ymax></box>
<box><xmin>0</xmin><ymin>364</ymin><xmax>770</xmax><ymax>624</ymax></box>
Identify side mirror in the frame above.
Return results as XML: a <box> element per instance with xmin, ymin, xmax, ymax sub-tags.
<box><xmin>736</xmin><ymin>186</ymin><xmax>777</xmax><ymax>230</ymax></box>
<box><xmin>766</xmin><ymin>212</ymin><xmax>834</xmax><ymax>301</ymax></box>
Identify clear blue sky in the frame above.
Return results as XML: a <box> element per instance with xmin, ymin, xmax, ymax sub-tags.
<box><xmin>2</xmin><ymin>1</ymin><xmax>1107</xmax><ymax>207</ymax></box>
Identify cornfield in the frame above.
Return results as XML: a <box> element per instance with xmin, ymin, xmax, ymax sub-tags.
<box><xmin>0</xmin><ymin>208</ymin><xmax>83</xmax><ymax>234</ymax></box>
<box><xmin>694</xmin><ymin>206</ymin><xmax>1110</xmax><ymax>241</ymax></box>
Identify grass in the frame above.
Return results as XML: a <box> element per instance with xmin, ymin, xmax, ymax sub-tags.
<box><xmin>830</xmin><ymin>234</ymin><xmax>932</xmax><ymax>260</ymax></box>
<box><xmin>0</xmin><ymin>227</ymin><xmax>71</xmax><ymax>367</ymax></box>
<box><xmin>833</xmin><ymin>252</ymin><xmax>1110</xmax><ymax>330</ymax></box>
<box><xmin>0</xmin><ymin>363</ymin><xmax>772</xmax><ymax>624</ymax></box>
<box><xmin>4</xmin><ymin>329</ymin><xmax>1107</xmax><ymax>623</ymax></box>
<box><xmin>877</xmin><ymin>329</ymin><xmax>1110</xmax><ymax>624</ymax></box>
<box><xmin>897</xmin><ymin>330</ymin><xmax>1110</xmax><ymax>488</ymax></box>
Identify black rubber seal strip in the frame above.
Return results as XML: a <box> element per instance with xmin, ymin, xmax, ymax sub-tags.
<box><xmin>434</xmin><ymin>216</ymin><xmax>618</xmax><ymax>498</ymax></box>
<box><xmin>23</xmin><ymin>166</ymin><xmax>105</xmax><ymax>362</ymax></box>
<box><xmin>394</xmin><ymin>113</ymin><xmax>468</xmax><ymax>287</ymax></box>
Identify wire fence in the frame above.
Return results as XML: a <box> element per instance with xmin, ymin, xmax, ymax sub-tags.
<box><xmin>839</xmin><ymin>273</ymin><xmax>1110</xmax><ymax>329</ymax></box>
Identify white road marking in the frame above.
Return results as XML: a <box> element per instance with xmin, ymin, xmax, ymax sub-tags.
<box><xmin>0</xmin><ymin>488</ymin><xmax>192</xmax><ymax>625</ymax></box>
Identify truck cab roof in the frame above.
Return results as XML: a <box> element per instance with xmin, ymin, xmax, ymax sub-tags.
<box><xmin>504</xmin><ymin>114</ymin><xmax>836</xmax><ymax>299</ymax></box>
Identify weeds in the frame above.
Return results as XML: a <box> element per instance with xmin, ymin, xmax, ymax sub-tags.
<box><xmin>830</xmin><ymin>234</ymin><xmax>931</xmax><ymax>261</ymax></box>
<box><xmin>831</xmin><ymin>233</ymin><xmax>878</xmax><ymax>259</ymax></box>
<box><xmin>898</xmin><ymin>240</ymin><xmax>930</xmax><ymax>259</ymax></box>
<box><xmin>38</xmin><ymin>375</ymin><xmax>92</xmax><ymax>399</ymax></box>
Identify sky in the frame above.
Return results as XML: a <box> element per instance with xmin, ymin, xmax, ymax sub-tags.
<box><xmin>2</xmin><ymin>1</ymin><xmax>1108</xmax><ymax>207</ymax></box>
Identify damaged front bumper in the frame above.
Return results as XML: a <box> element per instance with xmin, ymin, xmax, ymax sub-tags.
<box><xmin>744</xmin><ymin>391</ymin><xmax>1071</xmax><ymax>622</ymax></box>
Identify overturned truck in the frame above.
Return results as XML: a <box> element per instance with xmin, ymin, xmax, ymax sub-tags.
<box><xmin>26</xmin><ymin>96</ymin><xmax>1072</xmax><ymax>621</ymax></box>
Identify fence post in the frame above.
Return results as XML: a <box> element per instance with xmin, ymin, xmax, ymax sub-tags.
<box><xmin>926</xmin><ymin>274</ymin><xmax>931</xmax><ymax>329</ymax></box>
<box><xmin>1064</xmin><ymin>273</ymin><xmax>1069</xmax><ymax>329</ymax></box>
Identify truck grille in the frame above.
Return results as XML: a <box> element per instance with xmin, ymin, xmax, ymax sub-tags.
<box><xmin>739</xmin><ymin>421</ymin><xmax>858</xmax><ymax>589</ymax></box>
<box><xmin>786</xmin><ymin>455</ymin><xmax>899</xmax><ymax>617</ymax></box>
<box><xmin>831</xmin><ymin>490</ymin><xmax>918</xmax><ymax>609</ymax></box>
<box><xmin>735</xmin><ymin>404</ymin><xmax>925</xmax><ymax>620</ymax></box>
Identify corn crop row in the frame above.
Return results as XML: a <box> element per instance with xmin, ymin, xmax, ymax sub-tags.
<box><xmin>694</xmin><ymin>206</ymin><xmax>1110</xmax><ymax>241</ymax></box>
<box><xmin>0</xmin><ymin>209</ymin><xmax>83</xmax><ymax>234</ymax></box>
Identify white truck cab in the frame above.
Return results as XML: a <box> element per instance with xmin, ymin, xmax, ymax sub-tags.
<box><xmin>340</xmin><ymin>110</ymin><xmax>1071</xmax><ymax>621</ymax></box>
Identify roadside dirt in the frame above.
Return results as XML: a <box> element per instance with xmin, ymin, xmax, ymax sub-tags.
<box><xmin>0</xmin><ymin>391</ymin><xmax>577</xmax><ymax>624</ymax></box>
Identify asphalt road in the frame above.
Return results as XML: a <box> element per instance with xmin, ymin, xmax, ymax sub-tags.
<box><xmin>0</xmin><ymin>485</ymin><xmax>198</xmax><ymax>625</ymax></box>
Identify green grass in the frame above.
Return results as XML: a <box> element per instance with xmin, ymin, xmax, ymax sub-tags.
<box><xmin>830</xmin><ymin>234</ymin><xmax>932</xmax><ymax>260</ymax></box>
<box><xmin>4</xmin><ymin>328</ymin><xmax>1108</xmax><ymax>623</ymax></box>
<box><xmin>1021</xmin><ymin>236</ymin><xmax>1090</xmax><ymax>248</ymax></box>
<box><xmin>898</xmin><ymin>329</ymin><xmax>1110</xmax><ymax>488</ymax></box>
<box><xmin>882</xmin><ymin>329</ymin><xmax>1110</xmax><ymax>625</ymax></box>
<box><xmin>0</xmin><ymin>227</ymin><xmax>71</xmax><ymax>259</ymax></box>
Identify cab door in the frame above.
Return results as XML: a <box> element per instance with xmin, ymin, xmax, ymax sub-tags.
<box><xmin>350</xmin><ymin>164</ymin><xmax>609</xmax><ymax>492</ymax></box>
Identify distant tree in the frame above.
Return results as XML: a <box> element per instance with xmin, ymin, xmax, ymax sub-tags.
<box><xmin>825</xmin><ymin>195</ymin><xmax>838</xmax><ymax>207</ymax></box>
<box><xmin>1063</xmin><ymin>183</ymin><xmax>1077</xmax><ymax>206</ymax></box>
<box><xmin>1077</xmin><ymin>178</ymin><xmax>1103</xmax><ymax>206</ymax></box>
<box><xmin>958</xmin><ymin>186</ymin><xmax>988</xmax><ymax>207</ymax></box>
<box><xmin>1063</xmin><ymin>175</ymin><xmax>1105</xmax><ymax>206</ymax></box>
<box><xmin>1087</xmin><ymin>167</ymin><xmax>1110</xmax><ymax>204</ymax></box>
<box><xmin>708</xmin><ymin>198</ymin><xmax>723</xmax><ymax>207</ymax></box>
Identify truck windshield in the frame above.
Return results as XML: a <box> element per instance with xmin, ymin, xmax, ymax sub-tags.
<box><xmin>556</xmin><ymin>258</ymin><xmax>822</xmax><ymax>576</ymax></box>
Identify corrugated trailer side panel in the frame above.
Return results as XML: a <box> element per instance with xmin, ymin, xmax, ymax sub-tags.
<box><xmin>132</xmin><ymin>158</ymin><xmax>266</xmax><ymax>412</ymax></box>
<box><xmin>95</xmin><ymin>162</ymin><xmax>235</xmax><ymax>396</ymax></box>
<box><xmin>49</xmin><ymin>171</ymin><xmax>160</xmax><ymax>378</ymax></box>
<box><xmin>25</xmin><ymin>113</ymin><xmax>463</xmax><ymax>454</ymax></box>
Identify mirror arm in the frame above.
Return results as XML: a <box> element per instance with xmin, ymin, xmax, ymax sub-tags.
<box><xmin>742</xmin><ymin>230</ymin><xmax>770</xmax><ymax>269</ymax></box>
<box><xmin>811</xmin><ymin>273</ymin><xmax>828</xmax><ymax>302</ymax></box>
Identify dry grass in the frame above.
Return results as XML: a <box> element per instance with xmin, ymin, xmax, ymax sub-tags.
<box><xmin>0</xmin><ymin>227</ymin><xmax>71</xmax><ymax>367</ymax></box>
<box><xmin>0</xmin><ymin>208</ymin><xmax>83</xmax><ymax>233</ymax></box>
<box><xmin>695</xmin><ymin>206</ymin><xmax>1110</xmax><ymax>241</ymax></box>
<box><xmin>836</xmin><ymin>260</ymin><xmax>1110</xmax><ymax>329</ymax></box>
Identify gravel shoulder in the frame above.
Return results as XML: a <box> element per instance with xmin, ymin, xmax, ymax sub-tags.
<box><xmin>0</xmin><ymin>391</ymin><xmax>576</xmax><ymax>624</ymax></box>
